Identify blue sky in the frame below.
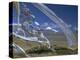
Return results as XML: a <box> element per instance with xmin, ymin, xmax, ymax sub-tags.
<box><xmin>11</xmin><ymin>2</ymin><xmax>78</xmax><ymax>32</ymax></box>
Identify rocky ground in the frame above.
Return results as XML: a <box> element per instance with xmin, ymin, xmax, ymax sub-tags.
<box><xmin>9</xmin><ymin>32</ymin><xmax>78</xmax><ymax>58</ymax></box>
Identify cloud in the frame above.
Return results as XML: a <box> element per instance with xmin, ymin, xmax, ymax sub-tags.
<box><xmin>52</xmin><ymin>29</ymin><xmax>58</xmax><ymax>32</ymax></box>
<box><xmin>49</xmin><ymin>23</ymin><xmax>59</xmax><ymax>28</ymax></box>
<box><xmin>46</xmin><ymin>27</ymin><xmax>52</xmax><ymax>30</ymax></box>
<box><xmin>34</xmin><ymin>22</ymin><xmax>59</xmax><ymax>32</ymax></box>
<box><xmin>46</xmin><ymin>26</ymin><xmax>58</xmax><ymax>32</ymax></box>
<box><xmin>41</xmin><ymin>22</ymin><xmax>48</xmax><ymax>27</ymax></box>
<box><xmin>41</xmin><ymin>22</ymin><xmax>59</xmax><ymax>29</ymax></box>
<box><xmin>34</xmin><ymin>21</ymin><xmax>40</xmax><ymax>25</ymax></box>
<box><xmin>30</xmin><ymin>14</ymin><xmax>35</xmax><ymax>18</ymax></box>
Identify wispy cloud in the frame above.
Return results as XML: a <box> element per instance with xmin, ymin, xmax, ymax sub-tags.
<box><xmin>52</xmin><ymin>29</ymin><xmax>58</xmax><ymax>32</ymax></box>
<box><xmin>34</xmin><ymin>21</ymin><xmax>40</xmax><ymax>25</ymax></box>
<box><xmin>41</xmin><ymin>22</ymin><xmax>59</xmax><ymax>28</ymax></box>
<box><xmin>46</xmin><ymin>26</ymin><xmax>58</xmax><ymax>32</ymax></box>
<box><xmin>46</xmin><ymin>27</ymin><xmax>52</xmax><ymax>30</ymax></box>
